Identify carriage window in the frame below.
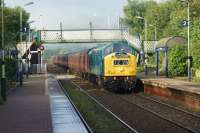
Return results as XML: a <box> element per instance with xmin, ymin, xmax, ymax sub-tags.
<box><xmin>114</xmin><ymin>60</ymin><xmax>129</xmax><ymax>65</ymax></box>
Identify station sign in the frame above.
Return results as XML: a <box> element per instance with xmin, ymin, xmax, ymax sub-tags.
<box><xmin>181</xmin><ymin>20</ymin><xmax>188</xmax><ymax>27</ymax></box>
<box><xmin>38</xmin><ymin>45</ymin><xmax>45</xmax><ymax>51</ymax></box>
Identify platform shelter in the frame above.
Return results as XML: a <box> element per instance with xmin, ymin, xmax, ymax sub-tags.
<box><xmin>155</xmin><ymin>36</ymin><xmax>187</xmax><ymax>77</ymax></box>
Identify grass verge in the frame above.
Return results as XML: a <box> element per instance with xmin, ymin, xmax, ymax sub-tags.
<box><xmin>193</xmin><ymin>77</ymin><xmax>200</xmax><ymax>83</ymax></box>
<box><xmin>60</xmin><ymin>79</ymin><xmax>129</xmax><ymax>133</ymax></box>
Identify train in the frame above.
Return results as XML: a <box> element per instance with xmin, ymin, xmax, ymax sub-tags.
<box><xmin>52</xmin><ymin>41</ymin><xmax>139</xmax><ymax>92</ymax></box>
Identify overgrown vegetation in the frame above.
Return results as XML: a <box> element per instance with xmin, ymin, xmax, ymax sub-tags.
<box><xmin>168</xmin><ymin>45</ymin><xmax>187</xmax><ymax>77</ymax></box>
<box><xmin>0</xmin><ymin>58</ymin><xmax>17</xmax><ymax>89</ymax></box>
<box><xmin>60</xmin><ymin>79</ymin><xmax>128</xmax><ymax>133</ymax></box>
<box><xmin>124</xmin><ymin>0</ymin><xmax>200</xmax><ymax>78</ymax></box>
<box><xmin>0</xmin><ymin>5</ymin><xmax>29</xmax><ymax>48</ymax></box>
<box><xmin>0</xmin><ymin>4</ymin><xmax>29</xmax><ymax>102</ymax></box>
<box><xmin>0</xmin><ymin>58</ymin><xmax>17</xmax><ymax>104</ymax></box>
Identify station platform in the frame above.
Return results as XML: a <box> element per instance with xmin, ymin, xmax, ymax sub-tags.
<box><xmin>141</xmin><ymin>77</ymin><xmax>200</xmax><ymax>111</ymax></box>
<box><xmin>0</xmin><ymin>75</ymin><xmax>52</xmax><ymax>133</ymax></box>
<box><xmin>0</xmin><ymin>74</ymin><xmax>90</xmax><ymax>133</ymax></box>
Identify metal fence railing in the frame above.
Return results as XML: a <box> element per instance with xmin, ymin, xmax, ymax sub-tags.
<box><xmin>29</xmin><ymin>63</ymin><xmax>46</xmax><ymax>74</ymax></box>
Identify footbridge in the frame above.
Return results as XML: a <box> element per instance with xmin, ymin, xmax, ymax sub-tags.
<box><xmin>34</xmin><ymin>29</ymin><xmax>141</xmax><ymax>49</ymax></box>
<box><xmin>17</xmin><ymin>28</ymin><xmax>144</xmax><ymax>58</ymax></box>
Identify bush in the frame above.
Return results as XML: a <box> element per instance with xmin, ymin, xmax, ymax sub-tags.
<box><xmin>5</xmin><ymin>58</ymin><xmax>17</xmax><ymax>81</ymax></box>
<box><xmin>0</xmin><ymin>57</ymin><xmax>17</xmax><ymax>82</ymax></box>
<box><xmin>168</xmin><ymin>45</ymin><xmax>187</xmax><ymax>77</ymax></box>
<box><xmin>137</xmin><ymin>66</ymin><xmax>145</xmax><ymax>73</ymax></box>
<box><xmin>148</xmin><ymin>53</ymin><xmax>164</xmax><ymax>69</ymax></box>
<box><xmin>191</xmin><ymin>42</ymin><xmax>200</xmax><ymax>70</ymax></box>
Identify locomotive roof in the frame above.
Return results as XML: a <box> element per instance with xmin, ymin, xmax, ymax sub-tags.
<box><xmin>55</xmin><ymin>41</ymin><xmax>132</xmax><ymax>57</ymax></box>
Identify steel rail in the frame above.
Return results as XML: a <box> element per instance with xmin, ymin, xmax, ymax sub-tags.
<box><xmin>70</xmin><ymin>81</ymin><xmax>139</xmax><ymax>133</ymax></box>
<box><xmin>57</xmin><ymin>79</ymin><xmax>93</xmax><ymax>133</ymax></box>
<box><xmin>119</xmin><ymin>95</ymin><xmax>198</xmax><ymax>133</ymax></box>
<box><xmin>136</xmin><ymin>94</ymin><xmax>200</xmax><ymax>119</ymax></box>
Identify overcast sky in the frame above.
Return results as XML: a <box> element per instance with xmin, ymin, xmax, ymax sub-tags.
<box><xmin>6</xmin><ymin>0</ymin><xmax>163</xmax><ymax>30</ymax></box>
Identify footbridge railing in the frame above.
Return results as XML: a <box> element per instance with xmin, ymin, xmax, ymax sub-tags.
<box><xmin>33</xmin><ymin>29</ymin><xmax>142</xmax><ymax>50</ymax></box>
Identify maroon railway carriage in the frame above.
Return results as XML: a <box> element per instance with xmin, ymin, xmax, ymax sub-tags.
<box><xmin>52</xmin><ymin>49</ymin><xmax>90</xmax><ymax>78</ymax></box>
<box><xmin>53</xmin><ymin>55</ymin><xmax>67</xmax><ymax>69</ymax></box>
<box><xmin>52</xmin><ymin>56</ymin><xmax>58</xmax><ymax>65</ymax></box>
<box><xmin>67</xmin><ymin>49</ymin><xmax>90</xmax><ymax>74</ymax></box>
<box><xmin>59</xmin><ymin>54</ymin><xmax>68</xmax><ymax>68</ymax></box>
<box><xmin>68</xmin><ymin>52</ymin><xmax>80</xmax><ymax>72</ymax></box>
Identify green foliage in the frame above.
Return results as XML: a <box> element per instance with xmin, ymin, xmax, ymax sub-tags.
<box><xmin>123</xmin><ymin>0</ymin><xmax>151</xmax><ymax>36</ymax></box>
<box><xmin>0</xmin><ymin>58</ymin><xmax>17</xmax><ymax>81</ymax></box>
<box><xmin>168</xmin><ymin>45</ymin><xmax>187</xmax><ymax>77</ymax></box>
<box><xmin>148</xmin><ymin>53</ymin><xmax>164</xmax><ymax>69</ymax></box>
<box><xmin>5</xmin><ymin>58</ymin><xmax>17</xmax><ymax>81</ymax></box>
<box><xmin>60</xmin><ymin>80</ymin><xmax>128</xmax><ymax>132</ymax></box>
<box><xmin>123</xmin><ymin>0</ymin><xmax>200</xmax><ymax>75</ymax></box>
<box><xmin>137</xmin><ymin>66</ymin><xmax>145</xmax><ymax>73</ymax></box>
<box><xmin>0</xmin><ymin>6</ymin><xmax>29</xmax><ymax>49</ymax></box>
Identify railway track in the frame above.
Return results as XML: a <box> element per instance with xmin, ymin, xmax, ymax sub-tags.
<box><xmin>57</xmin><ymin>79</ymin><xmax>93</xmax><ymax>133</ymax></box>
<box><xmin>70</xmin><ymin>77</ymin><xmax>196</xmax><ymax>133</ymax></box>
<box><xmin>136</xmin><ymin>94</ymin><xmax>200</xmax><ymax>119</ymax></box>
<box><xmin>119</xmin><ymin>94</ymin><xmax>200</xmax><ymax>133</ymax></box>
<box><xmin>70</xmin><ymin>81</ymin><xmax>139</xmax><ymax>133</ymax></box>
<box><xmin>47</xmin><ymin>65</ymin><xmax>200</xmax><ymax>133</ymax></box>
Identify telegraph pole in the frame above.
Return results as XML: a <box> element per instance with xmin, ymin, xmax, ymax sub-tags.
<box><xmin>187</xmin><ymin>1</ymin><xmax>191</xmax><ymax>81</ymax></box>
<box><xmin>1</xmin><ymin>0</ymin><xmax>6</xmax><ymax>101</ymax></box>
<box><xmin>144</xmin><ymin>19</ymin><xmax>148</xmax><ymax>76</ymax></box>
<box><xmin>89</xmin><ymin>21</ymin><xmax>93</xmax><ymax>41</ymax></box>
<box><xmin>60</xmin><ymin>22</ymin><xmax>63</xmax><ymax>41</ymax></box>
<box><xmin>19</xmin><ymin>7</ymin><xmax>23</xmax><ymax>86</ymax></box>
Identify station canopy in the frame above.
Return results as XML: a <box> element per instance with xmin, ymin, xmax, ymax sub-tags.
<box><xmin>156</xmin><ymin>36</ymin><xmax>187</xmax><ymax>48</ymax></box>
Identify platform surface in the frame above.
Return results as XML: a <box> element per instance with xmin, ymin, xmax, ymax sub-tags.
<box><xmin>0</xmin><ymin>75</ymin><xmax>52</xmax><ymax>133</ymax></box>
<box><xmin>142</xmin><ymin>78</ymin><xmax>200</xmax><ymax>95</ymax></box>
<box><xmin>0</xmin><ymin>74</ymin><xmax>89</xmax><ymax>133</ymax></box>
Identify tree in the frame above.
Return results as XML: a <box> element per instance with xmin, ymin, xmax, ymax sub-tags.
<box><xmin>123</xmin><ymin>0</ymin><xmax>148</xmax><ymax>37</ymax></box>
<box><xmin>0</xmin><ymin>6</ymin><xmax>29</xmax><ymax>49</ymax></box>
<box><xmin>123</xmin><ymin>0</ymin><xmax>200</xmax><ymax>76</ymax></box>
<box><xmin>168</xmin><ymin>45</ymin><xmax>187</xmax><ymax>77</ymax></box>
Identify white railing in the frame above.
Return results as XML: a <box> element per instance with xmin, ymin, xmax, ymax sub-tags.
<box><xmin>123</xmin><ymin>31</ymin><xmax>141</xmax><ymax>50</ymax></box>
<box><xmin>39</xmin><ymin>29</ymin><xmax>142</xmax><ymax>50</ymax></box>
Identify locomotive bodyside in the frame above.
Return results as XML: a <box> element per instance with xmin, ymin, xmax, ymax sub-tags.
<box><xmin>87</xmin><ymin>41</ymin><xmax>138</xmax><ymax>91</ymax></box>
<box><xmin>53</xmin><ymin>41</ymin><xmax>138</xmax><ymax>92</ymax></box>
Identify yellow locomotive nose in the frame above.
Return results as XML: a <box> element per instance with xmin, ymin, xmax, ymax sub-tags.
<box><xmin>119</xmin><ymin>68</ymin><xmax>124</xmax><ymax>72</ymax></box>
<box><xmin>104</xmin><ymin>53</ymin><xmax>136</xmax><ymax>77</ymax></box>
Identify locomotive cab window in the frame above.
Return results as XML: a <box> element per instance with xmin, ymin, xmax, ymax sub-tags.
<box><xmin>113</xmin><ymin>60</ymin><xmax>129</xmax><ymax>65</ymax></box>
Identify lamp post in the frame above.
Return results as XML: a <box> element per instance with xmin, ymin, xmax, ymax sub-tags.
<box><xmin>20</xmin><ymin>2</ymin><xmax>34</xmax><ymax>80</ymax></box>
<box><xmin>136</xmin><ymin>16</ymin><xmax>148</xmax><ymax>76</ymax></box>
<box><xmin>20</xmin><ymin>2</ymin><xmax>34</xmax><ymax>43</ymax></box>
<box><xmin>1</xmin><ymin>0</ymin><xmax>6</xmax><ymax>101</ymax></box>
<box><xmin>149</xmin><ymin>24</ymin><xmax>157</xmax><ymax>42</ymax></box>
<box><xmin>28</xmin><ymin>20</ymin><xmax>35</xmax><ymax>42</ymax></box>
<box><xmin>39</xmin><ymin>14</ymin><xmax>44</xmax><ymax>30</ymax></box>
<box><xmin>25</xmin><ymin>20</ymin><xmax>34</xmax><ymax>78</ymax></box>
<box><xmin>180</xmin><ymin>0</ymin><xmax>191</xmax><ymax>81</ymax></box>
